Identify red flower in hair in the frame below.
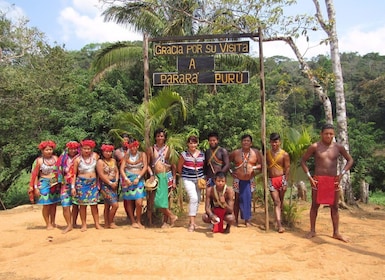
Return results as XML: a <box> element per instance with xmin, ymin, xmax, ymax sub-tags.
<box><xmin>38</xmin><ymin>140</ymin><xmax>56</xmax><ymax>150</ymax></box>
<box><xmin>101</xmin><ymin>144</ymin><xmax>114</xmax><ymax>152</ymax></box>
<box><xmin>66</xmin><ymin>141</ymin><xmax>80</xmax><ymax>149</ymax></box>
<box><xmin>81</xmin><ymin>139</ymin><xmax>96</xmax><ymax>148</ymax></box>
<box><xmin>129</xmin><ymin>140</ymin><xmax>140</xmax><ymax>149</ymax></box>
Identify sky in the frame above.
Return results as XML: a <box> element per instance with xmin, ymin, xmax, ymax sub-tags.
<box><xmin>1</xmin><ymin>0</ymin><xmax>385</xmax><ymax>59</ymax></box>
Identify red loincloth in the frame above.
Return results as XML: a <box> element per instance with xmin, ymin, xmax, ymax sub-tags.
<box><xmin>212</xmin><ymin>207</ymin><xmax>226</xmax><ymax>233</ymax></box>
<box><xmin>315</xmin><ymin>176</ymin><xmax>338</xmax><ymax>205</ymax></box>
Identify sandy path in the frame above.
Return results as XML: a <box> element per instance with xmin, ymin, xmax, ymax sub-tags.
<box><xmin>0</xmin><ymin>201</ymin><xmax>384</xmax><ymax>280</ymax></box>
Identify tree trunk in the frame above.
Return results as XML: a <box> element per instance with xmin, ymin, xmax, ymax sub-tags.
<box><xmin>314</xmin><ymin>0</ymin><xmax>354</xmax><ymax>204</ymax></box>
<box><xmin>360</xmin><ymin>180</ymin><xmax>369</xmax><ymax>204</ymax></box>
<box><xmin>266</xmin><ymin>36</ymin><xmax>334</xmax><ymax>124</ymax></box>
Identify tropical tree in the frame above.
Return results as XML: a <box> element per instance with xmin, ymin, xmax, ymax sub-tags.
<box><xmin>281</xmin><ymin>126</ymin><xmax>313</xmax><ymax>204</ymax></box>
<box><xmin>312</xmin><ymin>0</ymin><xmax>353</xmax><ymax>203</ymax></box>
<box><xmin>110</xmin><ymin>87</ymin><xmax>187</xmax><ymax>163</ymax></box>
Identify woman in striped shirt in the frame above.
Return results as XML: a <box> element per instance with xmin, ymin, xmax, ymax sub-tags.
<box><xmin>177</xmin><ymin>135</ymin><xmax>205</xmax><ymax>232</ymax></box>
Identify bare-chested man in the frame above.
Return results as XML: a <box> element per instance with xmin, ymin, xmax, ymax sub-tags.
<box><xmin>267</xmin><ymin>133</ymin><xmax>290</xmax><ymax>233</ymax></box>
<box><xmin>147</xmin><ymin>128</ymin><xmax>178</xmax><ymax>228</ymax></box>
<box><xmin>204</xmin><ymin>132</ymin><xmax>230</xmax><ymax>186</ymax></box>
<box><xmin>202</xmin><ymin>171</ymin><xmax>235</xmax><ymax>233</ymax></box>
<box><xmin>301</xmin><ymin>124</ymin><xmax>353</xmax><ymax>242</ymax></box>
<box><xmin>229</xmin><ymin>134</ymin><xmax>262</xmax><ymax>227</ymax></box>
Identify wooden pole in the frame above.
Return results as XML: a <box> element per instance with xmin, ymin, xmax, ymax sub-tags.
<box><xmin>258</xmin><ymin>27</ymin><xmax>269</xmax><ymax>231</ymax></box>
<box><xmin>143</xmin><ymin>33</ymin><xmax>153</xmax><ymax>226</ymax></box>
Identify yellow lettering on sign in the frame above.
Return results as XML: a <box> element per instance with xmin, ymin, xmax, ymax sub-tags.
<box><xmin>218</xmin><ymin>42</ymin><xmax>249</xmax><ymax>53</ymax></box>
<box><xmin>205</xmin><ymin>44</ymin><xmax>217</xmax><ymax>54</ymax></box>
<box><xmin>154</xmin><ymin>44</ymin><xmax>184</xmax><ymax>55</ymax></box>
<box><xmin>188</xmin><ymin>58</ymin><xmax>196</xmax><ymax>70</ymax></box>
<box><xmin>214</xmin><ymin>73</ymin><xmax>244</xmax><ymax>84</ymax></box>
<box><xmin>186</xmin><ymin>44</ymin><xmax>203</xmax><ymax>54</ymax></box>
<box><xmin>158</xmin><ymin>73</ymin><xmax>199</xmax><ymax>84</ymax></box>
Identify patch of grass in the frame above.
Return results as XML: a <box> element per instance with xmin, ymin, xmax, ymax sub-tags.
<box><xmin>1</xmin><ymin>170</ymin><xmax>30</xmax><ymax>209</ymax></box>
<box><xmin>282</xmin><ymin>202</ymin><xmax>306</xmax><ymax>228</ymax></box>
<box><xmin>369</xmin><ymin>190</ymin><xmax>385</xmax><ymax>206</ymax></box>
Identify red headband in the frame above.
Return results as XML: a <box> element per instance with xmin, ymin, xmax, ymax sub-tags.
<box><xmin>81</xmin><ymin>140</ymin><xmax>96</xmax><ymax>148</ymax></box>
<box><xmin>101</xmin><ymin>144</ymin><xmax>115</xmax><ymax>152</ymax></box>
<box><xmin>66</xmin><ymin>141</ymin><xmax>80</xmax><ymax>149</ymax></box>
<box><xmin>38</xmin><ymin>140</ymin><xmax>56</xmax><ymax>150</ymax></box>
<box><xmin>128</xmin><ymin>140</ymin><xmax>140</xmax><ymax>149</ymax></box>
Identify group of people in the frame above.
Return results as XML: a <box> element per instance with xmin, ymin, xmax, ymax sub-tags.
<box><xmin>28</xmin><ymin>124</ymin><xmax>353</xmax><ymax>242</ymax></box>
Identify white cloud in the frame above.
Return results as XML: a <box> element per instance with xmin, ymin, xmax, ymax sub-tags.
<box><xmin>0</xmin><ymin>0</ymin><xmax>26</xmax><ymax>22</ymax></box>
<box><xmin>58</xmin><ymin>0</ymin><xmax>142</xmax><ymax>49</ymax></box>
<box><xmin>340</xmin><ymin>25</ymin><xmax>385</xmax><ymax>55</ymax></box>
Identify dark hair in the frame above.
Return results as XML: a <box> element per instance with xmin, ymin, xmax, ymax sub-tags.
<box><xmin>154</xmin><ymin>128</ymin><xmax>167</xmax><ymax>140</ymax></box>
<box><xmin>269</xmin><ymin>133</ymin><xmax>280</xmax><ymax>141</ymax></box>
<box><xmin>214</xmin><ymin>171</ymin><xmax>226</xmax><ymax>180</ymax></box>
<box><xmin>241</xmin><ymin>134</ymin><xmax>252</xmax><ymax>142</ymax></box>
<box><xmin>208</xmin><ymin>131</ymin><xmax>219</xmax><ymax>140</ymax></box>
<box><xmin>187</xmin><ymin>135</ymin><xmax>198</xmax><ymax>143</ymax></box>
<box><xmin>122</xmin><ymin>133</ymin><xmax>130</xmax><ymax>138</ymax></box>
<box><xmin>321</xmin><ymin>123</ymin><xmax>334</xmax><ymax>131</ymax></box>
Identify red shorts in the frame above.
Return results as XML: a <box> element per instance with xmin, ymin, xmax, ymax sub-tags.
<box><xmin>268</xmin><ymin>176</ymin><xmax>284</xmax><ymax>191</ymax></box>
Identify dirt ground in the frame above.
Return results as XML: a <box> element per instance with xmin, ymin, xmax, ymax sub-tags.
<box><xmin>1</xmin><ymin>198</ymin><xmax>385</xmax><ymax>280</ymax></box>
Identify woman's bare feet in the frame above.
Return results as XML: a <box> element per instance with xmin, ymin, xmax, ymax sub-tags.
<box><xmin>278</xmin><ymin>227</ymin><xmax>285</xmax><ymax>233</ymax></box>
<box><xmin>95</xmin><ymin>224</ymin><xmax>103</xmax><ymax>230</ymax></box>
<box><xmin>62</xmin><ymin>226</ymin><xmax>73</xmax><ymax>234</ymax></box>
<box><xmin>46</xmin><ymin>224</ymin><xmax>55</xmax><ymax>230</ymax></box>
<box><xmin>80</xmin><ymin>225</ymin><xmax>87</xmax><ymax>232</ymax></box>
<box><xmin>132</xmin><ymin>223</ymin><xmax>140</xmax><ymax>229</ymax></box>
<box><xmin>170</xmin><ymin>215</ymin><xmax>178</xmax><ymax>227</ymax></box>
<box><xmin>109</xmin><ymin>223</ymin><xmax>118</xmax><ymax>229</ymax></box>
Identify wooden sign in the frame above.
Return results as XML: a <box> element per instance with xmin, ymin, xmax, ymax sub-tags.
<box><xmin>153</xmin><ymin>71</ymin><xmax>249</xmax><ymax>86</ymax></box>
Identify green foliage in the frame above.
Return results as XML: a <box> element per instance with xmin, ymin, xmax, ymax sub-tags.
<box><xmin>282</xmin><ymin>202</ymin><xmax>306</xmax><ymax>228</ymax></box>
<box><xmin>0</xmin><ymin>170</ymin><xmax>30</xmax><ymax>208</ymax></box>
<box><xmin>369</xmin><ymin>191</ymin><xmax>385</xmax><ymax>206</ymax></box>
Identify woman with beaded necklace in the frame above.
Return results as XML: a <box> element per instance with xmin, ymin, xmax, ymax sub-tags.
<box><xmin>120</xmin><ymin>139</ymin><xmax>148</xmax><ymax>229</ymax></box>
<box><xmin>97</xmin><ymin>144</ymin><xmax>119</xmax><ymax>229</ymax></box>
<box><xmin>56</xmin><ymin>141</ymin><xmax>80</xmax><ymax>234</ymax></box>
<box><xmin>71</xmin><ymin>139</ymin><xmax>101</xmax><ymax>231</ymax></box>
<box><xmin>29</xmin><ymin>140</ymin><xmax>60</xmax><ymax>230</ymax></box>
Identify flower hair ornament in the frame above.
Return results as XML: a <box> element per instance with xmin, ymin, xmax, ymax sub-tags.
<box><xmin>80</xmin><ymin>139</ymin><xmax>96</xmax><ymax>148</ymax></box>
<box><xmin>66</xmin><ymin>141</ymin><xmax>80</xmax><ymax>149</ymax></box>
<box><xmin>38</xmin><ymin>140</ymin><xmax>56</xmax><ymax>150</ymax></box>
<box><xmin>128</xmin><ymin>140</ymin><xmax>140</xmax><ymax>149</ymax></box>
<box><xmin>101</xmin><ymin>144</ymin><xmax>115</xmax><ymax>152</ymax></box>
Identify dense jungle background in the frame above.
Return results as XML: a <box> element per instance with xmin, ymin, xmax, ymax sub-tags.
<box><xmin>1</xmin><ymin>6</ymin><xmax>385</xmax><ymax>209</ymax></box>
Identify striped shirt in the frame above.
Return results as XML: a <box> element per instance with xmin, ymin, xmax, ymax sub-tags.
<box><xmin>181</xmin><ymin>150</ymin><xmax>205</xmax><ymax>181</ymax></box>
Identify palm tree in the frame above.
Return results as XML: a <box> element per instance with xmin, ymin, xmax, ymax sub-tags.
<box><xmin>101</xmin><ymin>0</ymin><xmax>198</xmax><ymax>37</ymax></box>
<box><xmin>90</xmin><ymin>41</ymin><xmax>143</xmax><ymax>88</ymax></box>
<box><xmin>110</xmin><ymin>87</ymin><xmax>187</xmax><ymax>163</ymax></box>
<box><xmin>282</xmin><ymin>126</ymin><xmax>313</xmax><ymax>205</ymax></box>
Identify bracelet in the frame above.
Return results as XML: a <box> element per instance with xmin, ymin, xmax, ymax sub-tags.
<box><xmin>306</xmin><ymin>171</ymin><xmax>311</xmax><ymax>178</ymax></box>
<box><xmin>71</xmin><ymin>185</ymin><xmax>75</xmax><ymax>189</ymax></box>
<box><xmin>109</xmin><ymin>181</ymin><xmax>113</xmax><ymax>185</ymax></box>
<box><xmin>341</xmin><ymin>170</ymin><xmax>346</xmax><ymax>175</ymax></box>
<box><xmin>137</xmin><ymin>175</ymin><xmax>141</xmax><ymax>180</ymax></box>
<box><xmin>34</xmin><ymin>185</ymin><xmax>38</xmax><ymax>189</ymax></box>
